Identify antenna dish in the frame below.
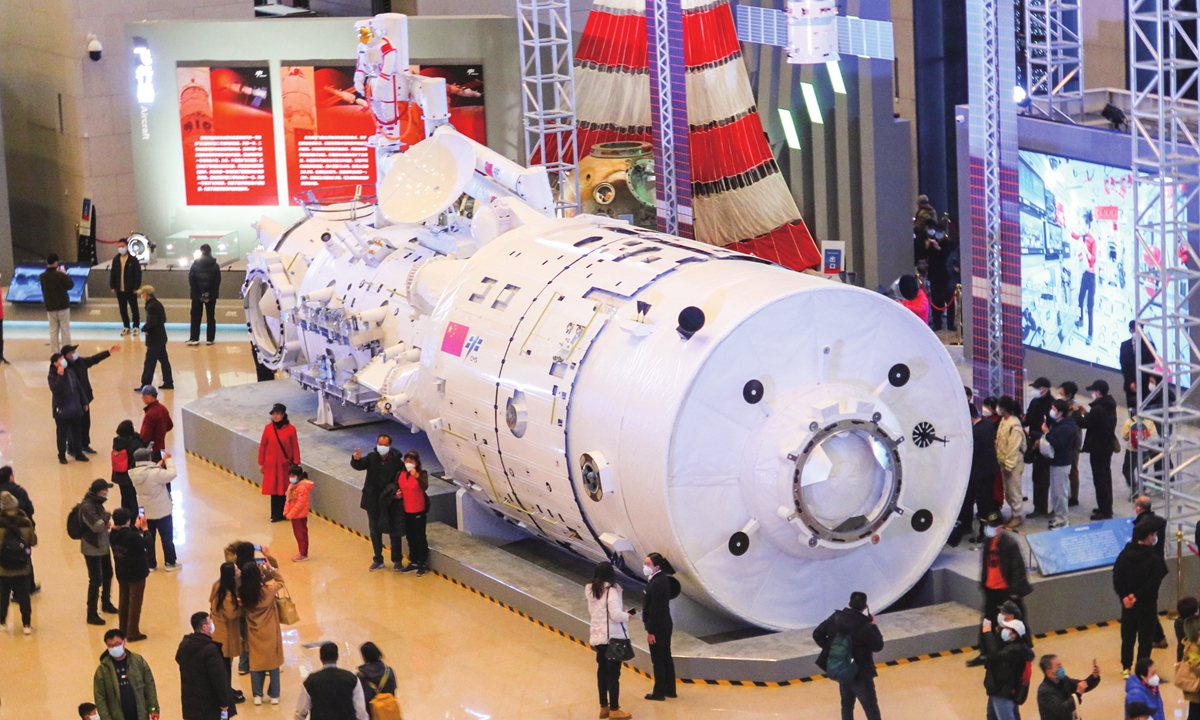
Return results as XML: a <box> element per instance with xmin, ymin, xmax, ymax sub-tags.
<box><xmin>378</xmin><ymin>132</ymin><xmax>475</xmax><ymax>225</ymax></box>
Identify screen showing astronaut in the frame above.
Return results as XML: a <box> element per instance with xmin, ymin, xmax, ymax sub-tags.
<box><xmin>279</xmin><ymin>63</ymin><xmax>377</xmax><ymax>205</ymax></box>
<box><xmin>1019</xmin><ymin>149</ymin><xmax>1185</xmax><ymax>370</ymax></box>
<box><xmin>176</xmin><ymin>63</ymin><xmax>278</xmax><ymax>206</ymax></box>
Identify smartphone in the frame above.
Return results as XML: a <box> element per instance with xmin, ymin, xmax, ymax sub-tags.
<box><xmin>253</xmin><ymin>544</ymin><xmax>262</xmax><ymax>552</ymax></box>
<box><xmin>137</xmin><ymin>507</ymin><xmax>145</xmax><ymax>519</ymax></box>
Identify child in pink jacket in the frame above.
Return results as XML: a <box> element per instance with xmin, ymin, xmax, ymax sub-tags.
<box><xmin>282</xmin><ymin>465</ymin><xmax>314</xmax><ymax>561</ymax></box>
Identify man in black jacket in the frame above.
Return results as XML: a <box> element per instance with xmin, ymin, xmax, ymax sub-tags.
<box><xmin>296</xmin><ymin>642</ymin><xmax>366</xmax><ymax>720</ymax></box>
<box><xmin>813</xmin><ymin>591</ymin><xmax>885</xmax><ymax>720</ymax></box>
<box><xmin>49</xmin><ymin>352</ymin><xmax>90</xmax><ymax>463</ymax></box>
<box><xmin>1036</xmin><ymin>654</ymin><xmax>1100</xmax><ymax>720</ymax></box>
<box><xmin>63</xmin><ymin>344</ymin><xmax>120</xmax><ymax>454</ymax></box>
<box><xmin>967</xmin><ymin>512</ymin><xmax>1033</xmax><ymax>667</ymax></box>
<box><xmin>110</xmin><ymin>238</ymin><xmax>143</xmax><ymax>336</ymax></box>
<box><xmin>351</xmin><ymin>436</ymin><xmax>406</xmax><ymax>572</ymax></box>
<box><xmin>951</xmin><ymin>404</ymin><xmax>999</xmax><ymax>546</ymax></box>
<box><xmin>40</xmin><ymin>253</ymin><xmax>75</xmax><ymax>352</ymax></box>
<box><xmin>1078</xmin><ymin>380</ymin><xmax>1118</xmax><ymax>520</ymax></box>
<box><xmin>187</xmin><ymin>244</ymin><xmax>222</xmax><ymax>346</ymax></box>
<box><xmin>1121</xmin><ymin>320</ymin><xmax>1160</xmax><ymax>410</ymax></box>
<box><xmin>137</xmin><ymin>285</ymin><xmax>173</xmax><ymax>390</ymax></box>
<box><xmin>982</xmin><ymin>614</ymin><xmax>1034</xmax><ymax>720</ymax></box>
<box><xmin>642</xmin><ymin>552</ymin><xmax>681</xmax><ymax>702</ymax></box>
<box><xmin>176</xmin><ymin>612</ymin><xmax>237</xmax><ymax>720</ymax></box>
<box><xmin>110</xmin><ymin>508</ymin><xmax>151</xmax><ymax>642</ymax></box>
<box><xmin>1113</xmin><ymin>522</ymin><xmax>1169</xmax><ymax>673</ymax></box>
<box><xmin>1025</xmin><ymin>377</ymin><xmax>1054</xmax><ymax>516</ymax></box>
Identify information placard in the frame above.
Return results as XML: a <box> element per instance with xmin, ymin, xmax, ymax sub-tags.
<box><xmin>1025</xmin><ymin>517</ymin><xmax>1135</xmax><ymax>576</ymax></box>
<box><xmin>177</xmin><ymin>63</ymin><xmax>278</xmax><ymax>206</ymax></box>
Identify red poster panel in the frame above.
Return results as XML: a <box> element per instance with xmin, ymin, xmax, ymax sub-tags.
<box><xmin>177</xmin><ymin>64</ymin><xmax>278</xmax><ymax>206</ymax></box>
<box><xmin>386</xmin><ymin>64</ymin><xmax>487</xmax><ymax>150</ymax></box>
<box><xmin>280</xmin><ymin>63</ymin><xmax>376</xmax><ymax>205</ymax></box>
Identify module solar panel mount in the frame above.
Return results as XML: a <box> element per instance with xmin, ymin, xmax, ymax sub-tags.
<box><xmin>736</xmin><ymin>1</ymin><xmax>894</xmax><ymax>65</ymax></box>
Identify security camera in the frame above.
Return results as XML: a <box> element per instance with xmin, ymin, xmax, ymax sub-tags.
<box><xmin>87</xmin><ymin>33</ymin><xmax>102</xmax><ymax>62</ymax></box>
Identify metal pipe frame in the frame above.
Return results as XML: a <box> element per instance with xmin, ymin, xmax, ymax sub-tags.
<box><xmin>1129</xmin><ymin>0</ymin><xmax>1200</xmax><ymax>541</ymax></box>
<box><xmin>516</xmin><ymin>0</ymin><xmax>581</xmax><ymax>217</ymax></box>
<box><xmin>1024</xmin><ymin>0</ymin><xmax>1083</xmax><ymax>123</ymax></box>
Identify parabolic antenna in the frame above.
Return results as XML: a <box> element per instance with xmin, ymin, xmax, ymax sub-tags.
<box><xmin>378</xmin><ymin>133</ymin><xmax>475</xmax><ymax>225</ymax></box>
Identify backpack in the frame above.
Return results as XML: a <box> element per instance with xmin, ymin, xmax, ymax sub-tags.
<box><xmin>367</xmin><ymin>667</ymin><xmax>403</xmax><ymax>720</ymax></box>
<box><xmin>111</xmin><ymin>448</ymin><xmax>129</xmax><ymax>473</ymax></box>
<box><xmin>66</xmin><ymin>503</ymin><xmax>84</xmax><ymax>540</ymax></box>
<box><xmin>824</xmin><ymin>632</ymin><xmax>859</xmax><ymax>683</ymax></box>
<box><xmin>1014</xmin><ymin>659</ymin><xmax>1033</xmax><ymax>705</ymax></box>
<box><xmin>0</xmin><ymin>522</ymin><xmax>30</xmax><ymax>571</ymax></box>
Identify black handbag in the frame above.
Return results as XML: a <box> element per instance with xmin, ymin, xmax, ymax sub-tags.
<box><xmin>605</xmin><ymin>589</ymin><xmax>635</xmax><ymax>662</ymax></box>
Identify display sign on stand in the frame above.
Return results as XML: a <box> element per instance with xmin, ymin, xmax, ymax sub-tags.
<box><xmin>1025</xmin><ymin>517</ymin><xmax>1135</xmax><ymax>576</ymax></box>
<box><xmin>822</xmin><ymin>241</ymin><xmax>845</xmax><ymax>275</ymax></box>
<box><xmin>177</xmin><ymin>63</ymin><xmax>278</xmax><ymax>206</ymax></box>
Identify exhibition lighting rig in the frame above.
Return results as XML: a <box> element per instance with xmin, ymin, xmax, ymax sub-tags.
<box><xmin>241</xmin><ymin>13</ymin><xmax>973</xmax><ymax>629</ymax></box>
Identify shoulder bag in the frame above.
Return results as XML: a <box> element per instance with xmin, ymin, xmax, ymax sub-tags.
<box><xmin>604</xmin><ymin>588</ymin><xmax>635</xmax><ymax>662</ymax></box>
<box><xmin>1176</xmin><ymin>643</ymin><xmax>1200</xmax><ymax>693</ymax></box>
<box><xmin>274</xmin><ymin>584</ymin><xmax>300</xmax><ymax>625</ymax></box>
<box><xmin>271</xmin><ymin>425</ymin><xmax>294</xmax><ymax>466</ymax></box>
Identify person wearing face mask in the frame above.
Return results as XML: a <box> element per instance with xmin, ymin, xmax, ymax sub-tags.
<box><xmin>1127</xmin><ymin>700</ymin><xmax>1157</xmax><ymax>720</ymax></box>
<box><xmin>94</xmin><ymin>628</ymin><xmax>160</xmax><ymax>720</ymax></box>
<box><xmin>812</xmin><ymin>591</ymin><xmax>885</xmax><ymax>720</ymax></box>
<box><xmin>1120</xmin><ymin>320</ymin><xmax>1160</xmax><ymax>411</ymax></box>
<box><xmin>110</xmin><ymin>238</ymin><xmax>143</xmax><ymax>337</ymax></box>
<box><xmin>176</xmin><ymin>611</ymin><xmax>237</xmax><ymax>720</ymax></box>
<box><xmin>49</xmin><ymin>351</ymin><xmax>90</xmax><ymax>464</ymax></box>
<box><xmin>950</xmin><ymin>404</ymin><xmax>999</xmax><ymax>547</ymax></box>
<box><xmin>1124</xmin><ymin>658</ymin><xmax>1166</xmax><ymax>720</ymax></box>
<box><xmin>1077</xmin><ymin>380</ymin><xmax>1118</xmax><ymax>520</ymax></box>
<box><xmin>111</xmin><ymin>421</ymin><xmax>146</xmax><ymax>514</ymax></box>
<box><xmin>1035</xmin><ymin>654</ymin><xmax>1100</xmax><ymax>720</ymax></box>
<box><xmin>981</xmin><ymin>611</ymin><xmax>1034</xmax><ymax>720</ymax></box>
<box><xmin>282</xmin><ymin>465</ymin><xmax>314</xmax><ymax>562</ymax></box>
<box><xmin>1024</xmin><ymin>378</ymin><xmax>1054</xmax><ymax>517</ymax></box>
<box><xmin>641</xmin><ymin>552</ymin><xmax>682</xmax><ymax>701</ymax></box>
<box><xmin>40</xmin><ymin>252</ymin><xmax>74</xmax><ymax>352</ymax></box>
<box><xmin>928</xmin><ymin>218</ymin><xmax>959</xmax><ymax>332</ymax></box>
<box><xmin>79</xmin><ymin>702</ymin><xmax>101</xmax><ymax>720</ymax></box>
<box><xmin>79</xmin><ymin>478</ymin><xmax>119</xmax><ymax>625</ymax></box>
<box><xmin>63</xmin><ymin>343</ymin><xmax>120</xmax><ymax>454</ymax></box>
<box><xmin>1056</xmin><ymin>381</ymin><xmax>1085</xmax><ymax>508</ymax></box>
<box><xmin>128</xmin><ymin>448</ymin><xmax>178</xmax><ymax>571</ymax></box>
<box><xmin>995</xmin><ymin>397</ymin><xmax>1027</xmax><ymax>530</ymax></box>
<box><xmin>1114</xmin><ymin>523</ymin><xmax>1169</xmax><ymax>677</ymax></box>
<box><xmin>395</xmin><ymin>451</ymin><xmax>430</xmax><ymax>575</ymax></box>
<box><xmin>351</xmin><ymin>435</ymin><xmax>406</xmax><ymax>572</ymax></box>
<box><xmin>210</xmin><ymin>562</ymin><xmax>245</xmax><ymax>705</ymax></box>
<box><xmin>136</xmin><ymin>285</ymin><xmax>173</xmax><ymax>390</ymax></box>
<box><xmin>1040</xmin><ymin>399</ymin><xmax>1078</xmax><ymax>529</ymax></box>
<box><xmin>137</xmin><ymin>385</ymin><xmax>173</xmax><ymax>458</ymax></box>
<box><xmin>966</xmin><ymin>513</ymin><xmax>1033</xmax><ymax>668</ymax></box>
<box><xmin>109</xmin><ymin>507</ymin><xmax>151</xmax><ymax>642</ymax></box>
<box><xmin>258</xmin><ymin>403</ymin><xmax>300</xmax><ymax>523</ymax></box>
<box><xmin>0</xmin><ymin>490</ymin><xmax>37</xmax><ymax>635</ymax></box>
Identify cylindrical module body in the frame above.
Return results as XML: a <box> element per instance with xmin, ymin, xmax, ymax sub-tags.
<box><xmin>245</xmin><ymin>204</ymin><xmax>971</xmax><ymax>630</ymax></box>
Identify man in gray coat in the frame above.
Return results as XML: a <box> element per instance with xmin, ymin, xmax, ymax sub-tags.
<box><xmin>80</xmin><ymin>479</ymin><xmax>118</xmax><ymax>625</ymax></box>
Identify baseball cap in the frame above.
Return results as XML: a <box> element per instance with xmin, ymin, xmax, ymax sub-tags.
<box><xmin>89</xmin><ymin>479</ymin><xmax>113</xmax><ymax>493</ymax></box>
<box><xmin>981</xmin><ymin>511</ymin><xmax>1006</xmax><ymax>528</ymax></box>
<box><xmin>1085</xmin><ymin>379</ymin><xmax>1110</xmax><ymax>394</ymax></box>
<box><xmin>1031</xmin><ymin>377</ymin><xmax>1052</xmax><ymax>389</ymax></box>
<box><xmin>139</xmin><ymin>385</ymin><xmax>158</xmax><ymax>398</ymax></box>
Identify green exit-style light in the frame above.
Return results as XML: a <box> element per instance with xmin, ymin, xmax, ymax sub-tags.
<box><xmin>800</xmin><ymin>82</ymin><xmax>823</xmax><ymax>124</ymax></box>
<box><xmin>777</xmin><ymin>108</ymin><xmax>801</xmax><ymax>150</ymax></box>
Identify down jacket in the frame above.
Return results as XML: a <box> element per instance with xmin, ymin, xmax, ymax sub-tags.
<box><xmin>586</xmin><ymin>582</ymin><xmax>631</xmax><ymax>646</ymax></box>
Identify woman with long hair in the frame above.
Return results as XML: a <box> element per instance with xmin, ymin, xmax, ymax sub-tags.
<box><xmin>586</xmin><ymin>562</ymin><xmax>634</xmax><ymax>719</ymax></box>
<box><xmin>111</xmin><ymin>420</ymin><xmax>144</xmax><ymax>513</ymax></box>
<box><xmin>356</xmin><ymin>641</ymin><xmax>399</xmax><ymax>712</ymax></box>
<box><xmin>209</xmin><ymin>561</ymin><xmax>244</xmax><ymax>703</ymax></box>
<box><xmin>258</xmin><ymin>403</ymin><xmax>300</xmax><ymax>522</ymax></box>
<box><xmin>396</xmin><ymin>451</ymin><xmax>430</xmax><ymax>575</ymax></box>
<box><xmin>239</xmin><ymin>561</ymin><xmax>283</xmax><ymax>705</ymax></box>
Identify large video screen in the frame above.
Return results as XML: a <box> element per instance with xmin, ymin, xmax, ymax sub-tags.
<box><xmin>177</xmin><ymin>63</ymin><xmax>279</xmax><ymax>206</ymax></box>
<box><xmin>1019</xmin><ymin>149</ymin><xmax>1183</xmax><ymax>370</ymax></box>
<box><xmin>6</xmin><ymin>264</ymin><xmax>91</xmax><ymax>304</ymax></box>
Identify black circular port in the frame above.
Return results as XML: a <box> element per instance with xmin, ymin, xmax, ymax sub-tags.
<box><xmin>728</xmin><ymin>532</ymin><xmax>750</xmax><ymax>556</ymax></box>
<box><xmin>676</xmin><ymin>306</ymin><xmax>706</xmax><ymax>339</ymax></box>
<box><xmin>888</xmin><ymin>363</ymin><xmax>911</xmax><ymax>387</ymax></box>
<box><xmin>743</xmin><ymin>379</ymin><xmax>764</xmax><ymax>404</ymax></box>
<box><xmin>911</xmin><ymin>509</ymin><xmax>933</xmax><ymax>532</ymax></box>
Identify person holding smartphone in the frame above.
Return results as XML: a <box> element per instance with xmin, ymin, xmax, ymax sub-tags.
<box><xmin>128</xmin><ymin>448</ymin><xmax>178</xmax><ymax>571</ymax></box>
<box><xmin>109</xmin><ymin>507</ymin><xmax>152</xmax><ymax>642</ymax></box>
<box><xmin>813</xmin><ymin>591</ymin><xmax>885</xmax><ymax>720</ymax></box>
<box><xmin>585</xmin><ymin>562</ymin><xmax>634</xmax><ymax>720</ymax></box>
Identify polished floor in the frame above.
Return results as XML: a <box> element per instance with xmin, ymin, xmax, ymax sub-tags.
<box><xmin>0</xmin><ymin>325</ymin><xmax>1189</xmax><ymax>719</ymax></box>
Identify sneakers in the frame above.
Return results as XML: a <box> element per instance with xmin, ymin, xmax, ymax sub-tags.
<box><xmin>101</xmin><ymin>603</ymin><xmax>119</xmax><ymax>614</ymax></box>
<box><xmin>1122</xmin><ymin>668</ymin><xmax>1131</xmax><ymax>679</ymax></box>
<box><xmin>206</xmin><ymin>341</ymin><xmax>216</xmax><ymax>346</ymax></box>
<box><xmin>1049</xmin><ymin>519</ymin><xmax>1069</xmax><ymax>530</ymax></box>
<box><xmin>965</xmin><ymin>655</ymin><xmax>987</xmax><ymax>668</ymax></box>
<box><xmin>58</xmin><ymin>455</ymin><xmax>68</xmax><ymax>465</ymax></box>
<box><xmin>253</xmin><ymin>697</ymin><xmax>263</xmax><ymax>706</ymax></box>
<box><xmin>82</xmin><ymin>446</ymin><xmax>98</xmax><ymax>454</ymax></box>
<box><xmin>163</xmin><ymin>563</ymin><xmax>179</xmax><ymax>571</ymax></box>
<box><xmin>87</xmin><ymin>614</ymin><xmax>106</xmax><ymax>626</ymax></box>
<box><xmin>393</xmin><ymin>562</ymin><xmax>405</xmax><ymax>572</ymax></box>
<box><xmin>22</xmin><ymin>625</ymin><xmax>31</xmax><ymax>635</ymax></box>
<box><xmin>121</xmin><ymin>328</ymin><xmax>131</xmax><ymax>336</ymax></box>
<box><xmin>234</xmin><ymin>690</ymin><xmax>246</xmax><ymax>704</ymax></box>
<box><xmin>186</xmin><ymin>340</ymin><xmax>200</xmax><ymax>346</ymax></box>
<box><xmin>1154</xmin><ymin>638</ymin><xmax>1170</xmax><ymax>649</ymax></box>
<box><xmin>416</xmin><ymin>564</ymin><xmax>429</xmax><ymax>577</ymax></box>
<box><xmin>292</xmin><ymin>555</ymin><xmax>308</xmax><ymax>562</ymax></box>
<box><xmin>399</xmin><ymin>563</ymin><xmax>418</xmax><ymax>574</ymax></box>
<box><xmin>270</xmin><ymin>698</ymin><xmax>279</xmax><ymax>706</ymax></box>
<box><xmin>369</xmin><ymin>561</ymin><xmax>385</xmax><ymax>572</ymax></box>
<box><xmin>132</xmin><ymin>327</ymin><xmax>140</xmax><ymax>335</ymax></box>
<box><xmin>127</xmin><ymin>633</ymin><xmax>148</xmax><ymax>642</ymax></box>
<box><xmin>73</xmin><ymin>454</ymin><xmax>90</xmax><ymax>462</ymax></box>
<box><xmin>159</xmin><ymin>384</ymin><xmax>174</xmax><ymax>390</ymax></box>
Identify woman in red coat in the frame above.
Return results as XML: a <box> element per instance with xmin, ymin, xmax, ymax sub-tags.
<box><xmin>258</xmin><ymin>403</ymin><xmax>301</xmax><ymax>522</ymax></box>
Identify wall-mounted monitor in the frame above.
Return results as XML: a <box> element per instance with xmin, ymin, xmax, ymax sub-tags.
<box><xmin>6</xmin><ymin>264</ymin><xmax>91</xmax><ymax>304</ymax></box>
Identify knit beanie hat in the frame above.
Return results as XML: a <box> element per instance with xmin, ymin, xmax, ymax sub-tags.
<box><xmin>0</xmin><ymin>491</ymin><xmax>17</xmax><ymax>512</ymax></box>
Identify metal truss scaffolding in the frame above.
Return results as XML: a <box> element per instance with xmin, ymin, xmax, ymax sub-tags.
<box><xmin>968</xmin><ymin>0</ymin><xmax>1024</xmax><ymax>398</ymax></box>
<box><xmin>1129</xmin><ymin>0</ymin><xmax>1200</xmax><ymax>539</ymax></box>
<box><xmin>1023</xmin><ymin>0</ymin><xmax>1082</xmax><ymax>123</ymax></box>
<box><xmin>647</xmin><ymin>0</ymin><xmax>693</xmax><ymax>238</ymax></box>
<box><xmin>516</xmin><ymin>0</ymin><xmax>581</xmax><ymax>216</ymax></box>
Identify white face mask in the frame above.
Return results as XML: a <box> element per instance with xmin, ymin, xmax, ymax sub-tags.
<box><xmin>1091</xmin><ymin>392</ymin><xmax>1100</xmax><ymax>400</ymax></box>
<box><xmin>69</xmin><ymin>352</ymin><xmax>79</xmax><ymax>361</ymax></box>
<box><xmin>1147</xmin><ymin>674</ymin><xmax>1161</xmax><ymax>687</ymax></box>
<box><xmin>58</xmin><ymin>358</ymin><xmax>68</xmax><ymax>369</ymax></box>
<box><xmin>1038</xmin><ymin>388</ymin><xmax>1049</xmax><ymax>396</ymax></box>
<box><xmin>288</xmin><ymin>477</ymin><xmax>299</xmax><ymax>485</ymax></box>
<box><xmin>1049</xmin><ymin>409</ymin><xmax>1060</xmax><ymax>420</ymax></box>
<box><xmin>982</xmin><ymin>407</ymin><xmax>993</xmax><ymax>417</ymax></box>
<box><xmin>405</xmin><ymin>463</ymin><xmax>416</xmax><ymax>472</ymax></box>
<box><xmin>118</xmin><ymin>247</ymin><xmax>128</xmax><ymax>255</ymax></box>
<box><xmin>983</xmin><ymin>526</ymin><xmax>998</xmax><ymax>538</ymax></box>
<box><xmin>89</xmin><ymin>714</ymin><xmax>101</xmax><ymax>720</ymax></box>
<box><xmin>377</xmin><ymin>445</ymin><xmax>389</xmax><ymax>456</ymax></box>
<box><xmin>999</xmin><ymin>628</ymin><xmax>1014</xmax><ymax>642</ymax></box>
<box><xmin>107</xmin><ymin>644</ymin><xmax>125</xmax><ymax>658</ymax></box>
<box><xmin>642</xmin><ymin>565</ymin><xmax>654</xmax><ymax>578</ymax></box>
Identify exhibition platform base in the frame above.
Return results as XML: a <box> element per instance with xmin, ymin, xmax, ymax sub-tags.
<box><xmin>182</xmin><ymin>379</ymin><xmax>1197</xmax><ymax>684</ymax></box>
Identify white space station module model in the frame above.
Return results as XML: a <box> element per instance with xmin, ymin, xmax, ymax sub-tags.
<box><xmin>244</xmin><ymin>13</ymin><xmax>970</xmax><ymax>630</ymax></box>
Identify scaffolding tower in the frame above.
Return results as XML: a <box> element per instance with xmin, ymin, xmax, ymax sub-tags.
<box><xmin>516</xmin><ymin>0</ymin><xmax>581</xmax><ymax>216</ymax></box>
<box><xmin>1129</xmin><ymin>0</ymin><xmax>1200</xmax><ymax>541</ymax></box>
<box><xmin>1023</xmin><ymin>0</ymin><xmax>1082</xmax><ymax>123</ymax></box>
